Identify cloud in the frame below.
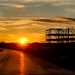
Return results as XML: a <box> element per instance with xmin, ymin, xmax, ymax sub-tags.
<box><xmin>53</xmin><ymin>2</ymin><xmax>74</xmax><ymax>6</ymax></box>
<box><xmin>0</xmin><ymin>0</ymin><xmax>74</xmax><ymax>4</ymax></box>
<box><xmin>0</xmin><ymin>0</ymin><xmax>74</xmax><ymax>19</ymax></box>
<box><xmin>53</xmin><ymin>16</ymin><xmax>70</xmax><ymax>21</ymax></box>
<box><xmin>16</xmin><ymin>0</ymin><xmax>74</xmax><ymax>3</ymax></box>
<box><xmin>0</xmin><ymin>19</ymin><xmax>33</xmax><ymax>26</ymax></box>
<box><xmin>54</xmin><ymin>16</ymin><xmax>75</xmax><ymax>22</ymax></box>
<box><xmin>67</xmin><ymin>8</ymin><xmax>75</xmax><ymax>13</ymax></box>
<box><xmin>13</xmin><ymin>26</ymin><xmax>29</xmax><ymax>29</ymax></box>
<box><xmin>0</xmin><ymin>0</ymin><xmax>58</xmax><ymax>2</ymax></box>
<box><xmin>0</xmin><ymin>27</ymin><xmax>8</xmax><ymax>30</ymax></box>
<box><xmin>32</xmin><ymin>16</ymin><xmax>75</xmax><ymax>25</ymax></box>
<box><xmin>0</xmin><ymin>2</ymin><xmax>44</xmax><ymax>9</ymax></box>
<box><xmin>0</xmin><ymin>0</ymin><xmax>74</xmax><ymax>7</ymax></box>
<box><xmin>22</xmin><ymin>0</ymin><xmax>58</xmax><ymax>2</ymax></box>
<box><xmin>0</xmin><ymin>16</ymin><xmax>75</xmax><ymax>27</ymax></box>
<box><xmin>32</xmin><ymin>24</ymin><xmax>45</xmax><ymax>28</ymax></box>
<box><xmin>2</xmin><ymin>21</ymin><xmax>13</xmax><ymax>24</ymax></box>
<box><xmin>52</xmin><ymin>0</ymin><xmax>75</xmax><ymax>6</ymax></box>
<box><xmin>0</xmin><ymin>33</ymin><xmax>14</xmax><ymax>36</ymax></box>
<box><xmin>32</xmin><ymin>18</ymin><xmax>71</xmax><ymax>24</ymax></box>
<box><xmin>0</xmin><ymin>3</ymin><xmax>25</xmax><ymax>8</ymax></box>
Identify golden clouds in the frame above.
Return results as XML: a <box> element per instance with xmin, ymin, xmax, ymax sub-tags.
<box><xmin>0</xmin><ymin>3</ymin><xmax>25</xmax><ymax>8</ymax></box>
<box><xmin>0</xmin><ymin>20</ymin><xmax>33</xmax><ymax>26</ymax></box>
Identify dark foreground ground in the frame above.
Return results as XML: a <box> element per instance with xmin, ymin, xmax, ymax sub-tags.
<box><xmin>0</xmin><ymin>49</ymin><xmax>75</xmax><ymax>75</ymax></box>
<box><xmin>0</xmin><ymin>42</ymin><xmax>75</xmax><ymax>74</ymax></box>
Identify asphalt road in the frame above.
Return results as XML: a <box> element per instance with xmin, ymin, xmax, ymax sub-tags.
<box><xmin>0</xmin><ymin>49</ymin><xmax>75</xmax><ymax>75</ymax></box>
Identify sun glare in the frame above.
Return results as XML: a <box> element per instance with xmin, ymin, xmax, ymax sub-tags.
<box><xmin>20</xmin><ymin>40</ymin><xmax>25</xmax><ymax>44</ymax></box>
<box><xmin>18</xmin><ymin>38</ymin><xmax>28</xmax><ymax>44</ymax></box>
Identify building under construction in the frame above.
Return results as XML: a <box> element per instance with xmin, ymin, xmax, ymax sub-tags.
<box><xmin>46</xmin><ymin>27</ymin><xmax>75</xmax><ymax>43</ymax></box>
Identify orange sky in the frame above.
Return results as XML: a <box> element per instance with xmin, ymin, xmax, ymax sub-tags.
<box><xmin>0</xmin><ymin>0</ymin><xmax>75</xmax><ymax>43</ymax></box>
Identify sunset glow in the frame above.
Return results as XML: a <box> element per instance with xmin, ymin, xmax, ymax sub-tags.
<box><xmin>18</xmin><ymin>38</ymin><xmax>28</xmax><ymax>44</ymax></box>
<box><xmin>0</xmin><ymin>0</ymin><xmax>74</xmax><ymax>43</ymax></box>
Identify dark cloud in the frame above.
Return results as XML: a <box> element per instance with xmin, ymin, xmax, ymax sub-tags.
<box><xmin>55</xmin><ymin>16</ymin><xmax>75</xmax><ymax>21</ymax></box>
<box><xmin>32</xmin><ymin>18</ymin><xmax>71</xmax><ymax>24</ymax></box>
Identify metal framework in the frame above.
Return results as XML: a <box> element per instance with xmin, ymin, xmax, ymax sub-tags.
<box><xmin>46</xmin><ymin>27</ymin><xmax>75</xmax><ymax>43</ymax></box>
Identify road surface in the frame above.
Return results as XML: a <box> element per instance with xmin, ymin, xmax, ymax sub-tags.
<box><xmin>0</xmin><ymin>49</ymin><xmax>75</xmax><ymax>75</ymax></box>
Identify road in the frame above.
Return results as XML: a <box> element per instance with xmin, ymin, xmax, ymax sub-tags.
<box><xmin>0</xmin><ymin>49</ymin><xmax>75</xmax><ymax>75</ymax></box>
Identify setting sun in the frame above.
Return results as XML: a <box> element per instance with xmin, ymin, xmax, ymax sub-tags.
<box><xmin>20</xmin><ymin>40</ymin><xmax>26</xmax><ymax>44</ymax></box>
<box><xmin>18</xmin><ymin>38</ymin><xmax>28</xmax><ymax>44</ymax></box>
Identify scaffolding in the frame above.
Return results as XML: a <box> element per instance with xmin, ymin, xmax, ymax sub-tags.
<box><xmin>46</xmin><ymin>27</ymin><xmax>75</xmax><ymax>43</ymax></box>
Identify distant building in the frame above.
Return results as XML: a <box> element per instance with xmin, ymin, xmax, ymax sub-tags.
<box><xmin>46</xmin><ymin>27</ymin><xmax>75</xmax><ymax>43</ymax></box>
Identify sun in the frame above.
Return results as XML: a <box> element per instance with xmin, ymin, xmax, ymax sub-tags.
<box><xmin>20</xmin><ymin>40</ymin><xmax>26</xmax><ymax>44</ymax></box>
<box><xmin>18</xmin><ymin>38</ymin><xmax>28</xmax><ymax>44</ymax></box>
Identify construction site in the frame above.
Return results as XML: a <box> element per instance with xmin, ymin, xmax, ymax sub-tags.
<box><xmin>46</xmin><ymin>27</ymin><xmax>75</xmax><ymax>43</ymax></box>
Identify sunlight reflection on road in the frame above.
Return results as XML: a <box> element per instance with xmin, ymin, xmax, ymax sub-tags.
<box><xmin>0</xmin><ymin>50</ymin><xmax>75</xmax><ymax>75</ymax></box>
<box><xmin>19</xmin><ymin>51</ymin><xmax>25</xmax><ymax>75</ymax></box>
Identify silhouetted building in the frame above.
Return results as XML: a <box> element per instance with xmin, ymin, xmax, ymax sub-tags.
<box><xmin>46</xmin><ymin>27</ymin><xmax>75</xmax><ymax>43</ymax></box>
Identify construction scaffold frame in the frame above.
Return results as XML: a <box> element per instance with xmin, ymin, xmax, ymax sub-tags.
<box><xmin>46</xmin><ymin>27</ymin><xmax>75</xmax><ymax>43</ymax></box>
